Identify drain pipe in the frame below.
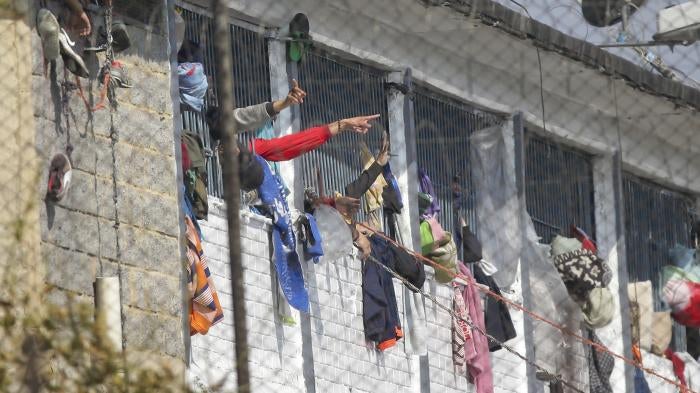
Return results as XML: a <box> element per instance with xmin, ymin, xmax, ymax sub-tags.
<box><xmin>94</xmin><ymin>276</ymin><xmax>123</xmax><ymax>352</ymax></box>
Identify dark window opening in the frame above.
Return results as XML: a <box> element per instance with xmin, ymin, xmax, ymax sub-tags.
<box><xmin>524</xmin><ymin>133</ymin><xmax>596</xmax><ymax>243</ymax></box>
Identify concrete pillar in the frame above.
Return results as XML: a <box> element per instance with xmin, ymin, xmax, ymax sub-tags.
<box><xmin>0</xmin><ymin>7</ymin><xmax>43</xmax><ymax>392</ymax></box>
<box><xmin>0</xmin><ymin>3</ymin><xmax>43</xmax><ymax>310</ymax></box>
<box><xmin>268</xmin><ymin>39</ymin><xmax>302</xmax><ymax>210</ymax></box>
<box><xmin>386</xmin><ymin>69</ymin><xmax>420</xmax><ymax>253</ymax></box>
<box><xmin>593</xmin><ymin>153</ymin><xmax>633</xmax><ymax>393</ymax></box>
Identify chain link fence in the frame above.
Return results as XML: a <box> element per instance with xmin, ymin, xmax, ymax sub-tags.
<box><xmin>2</xmin><ymin>0</ymin><xmax>700</xmax><ymax>392</ymax></box>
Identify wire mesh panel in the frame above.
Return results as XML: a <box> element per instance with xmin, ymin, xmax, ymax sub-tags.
<box><xmin>524</xmin><ymin>133</ymin><xmax>596</xmax><ymax>243</ymax></box>
<box><xmin>178</xmin><ymin>6</ymin><xmax>271</xmax><ymax>198</ymax></box>
<box><xmin>414</xmin><ymin>86</ymin><xmax>502</xmax><ymax>235</ymax></box>
<box><xmin>623</xmin><ymin>174</ymin><xmax>695</xmax><ymax>351</ymax></box>
<box><xmin>298</xmin><ymin>50</ymin><xmax>389</xmax><ymax>204</ymax></box>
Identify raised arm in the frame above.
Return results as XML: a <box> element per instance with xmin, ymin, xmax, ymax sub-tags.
<box><xmin>344</xmin><ymin>131</ymin><xmax>389</xmax><ymax>198</ymax></box>
<box><xmin>206</xmin><ymin>79</ymin><xmax>307</xmax><ymax>137</ymax></box>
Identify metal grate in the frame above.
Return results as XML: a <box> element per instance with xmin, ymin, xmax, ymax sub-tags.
<box><xmin>623</xmin><ymin>174</ymin><xmax>694</xmax><ymax>351</ymax></box>
<box><xmin>414</xmin><ymin>86</ymin><xmax>502</xmax><ymax>236</ymax></box>
<box><xmin>298</xmin><ymin>50</ymin><xmax>389</xmax><ymax>211</ymax></box>
<box><xmin>524</xmin><ymin>133</ymin><xmax>596</xmax><ymax>243</ymax></box>
<box><xmin>178</xmin><ymin>7</ymin><xmax>271</xmax><ymax>198</ymax></box>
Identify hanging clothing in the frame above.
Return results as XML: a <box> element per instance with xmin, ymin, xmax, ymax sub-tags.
<box><xmin>371</xmin><ymin>234</ymin><xmax>425</xmax><ymax>291</ymax></box>
<box><xmin>298</xmin><ymin>213</ymin><xmax>323</xmax><ymax>263</ymax></box>
<box><xmin>452</xmin><ymin>262</ymin><xmax>493</xmax><ymax>393</ymax></box>
<box><xmin>551</xmin><ymin>247</ymin><xmax>612</xmax><ymax>303</ymax></box>
<box><xmin>550</xmin><ymin>235</ymin><xmax>583</xmax><ymax>257</ymax></box>
<box><xmin>581</xmin><ymin>287</ymin><xmax>614</xmax><ymax>329</ymax></box>
<box><xmin>418</xmin><ymin>168</ymin><xmax>440</xmax><ymax>217</ymax></box>
<box><xmin>477</xmin><ymin>260</ymin><xmax>498</xmax><ymax>277</ymax></box>
<box><xmin>185</xmin><ymin>216</ymin><xmax>223</xmax><ymax>335</ymax></box>
<box><xmin>178</xmin><ymin>62</ymin><xmax>208</xmax><ymax>112</ymax></box>
<box><xmin>669</xmin><ymin>245</ymin><xmax>697</xmax><ymax>270</ymax></box>
<box><xmin>420</xmin><ymin>220</ymin><xmax>435</xmax><ymax>255</ymax></box>
<box><xmin>460</xmin><ymin>225</ymin><xmax>483</xmax><ymax>263</ymax></box>
<box><xmin>382</xmin><ymin>163</ymin><xmax>403</xmax><ymax>214</ymax></box>
<box><xmin>256</xmin><ymin>155</ymin><xmax>309</xmax><ymax>312</ymax></box>
<box><xmin>452</xmin><ymin>283</ymin><xmax>475</xmax><ymax>372</ymax></box>
<box><xmin>251</xmin><ymin>125</ymin><xmax>332</xmax><ymax>162</ymax></box>
<box><xmin>665</xmin><ymin>349</ymin><xmax>690</xmax><ymax>392</ymax></box>
<box><xmin>651</xmin><ymin>311</ymin><xmax>673</xmax><ymax>356</ymax></box>
<box><xmin>473</xmin><ymin>263</ymin><xmax>516</xmax><ymax>352</ymax></box>
<box><xmin>363</xmin><ymin>236</ymin><xmax>403</xmax><ymax>351</ymax></box>
<box><xmin>676</xmin><ymin>352</ymin><xmax>700</xmax><ymax>392</ymax></box>
<box><xmin>629</xmin><ymin>281</ymin><xmax>654</xmax><ymax>351</ymax></box>
<box><xmin>634</xmin><ymin>368</ymin><xmax>652</xmax><ymax>393</ymax></box>
<box><xmin>427</xmin><ymin>231</ymin><xmax>458</xmax><ymax>284</ymax></box>
<box><xmin>584</xmin><ymin>328</ymin><xmax>614</xmax><ymax>393</ymax></box>
<box><xmin>424</xmin><ymin>215</ymin><xmax>446</xmax><ymax>245</ymax></box>
<box><xmin>313</xmin><ymin>204</ymin><xmax>354</xmax><ymax>261</ymax></box>
<box><xmin>664</xmin><ymin>279</ymin><xmax>700</xmax><ymax>328</ymax></box>
<box><xmin>572</xmin><ymin>226</ymin><xmax>597</xmax><ymax>253</ymax></box>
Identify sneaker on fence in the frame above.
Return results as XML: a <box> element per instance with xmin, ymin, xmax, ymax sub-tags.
<box><xmin>46</xmin><ymin>153</ymin><xmax>73</xmax><ymax>202</ymax></box>
<box><xmin>37</xmin><ymin>9</ymin><xmax>60</xmax><ymax>61</ymax></box>
<box><xmin>59</xmin><ymin>28</ymin><xmax>89</xmax><ymax>78</ymax></box>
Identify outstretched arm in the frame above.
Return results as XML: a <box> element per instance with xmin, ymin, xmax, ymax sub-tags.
<box><xmin>209</xmin><ymin>79</ymin><xmax>307</xmax><ymax>136</ymax></box>
<box><xmin>252</xmin><ymin>114</ymin><xmax>381</xmax><ymax>162</ymax></box>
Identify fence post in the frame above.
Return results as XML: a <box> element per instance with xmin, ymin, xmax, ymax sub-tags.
<box><xmin>211</xmin><ymin>1</ymin><xmax>250</xmax><ymax>391</ymax></box>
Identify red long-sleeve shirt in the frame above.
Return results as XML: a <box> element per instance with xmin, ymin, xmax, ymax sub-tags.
<box><xmin>250</xmin><ymin>125</ymin><xmax>332</xmax><ymax>162</ymax></box>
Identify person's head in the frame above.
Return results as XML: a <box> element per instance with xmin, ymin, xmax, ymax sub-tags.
<box><xmin>238</xmin><ymin>142</ymin><xmax>264</xmax><ymax>192</ymax></box>
<box><xmin>178</xmin><ymin>39</ymin><xmax>203</xmax><ymax>64</ymax></box>
<box><xmin>205</xmin><ymin>105</ymin><xmax>222</xmax><ymax>141</ymax></box>
<box><xmin>205</xmin><ymin>106</ymin><xmax>263</xmax><ymax>191</ymax></box>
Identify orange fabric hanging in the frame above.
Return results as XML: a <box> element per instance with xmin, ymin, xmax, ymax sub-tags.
<box><xmin>185</xmin><ymin>216</ymin><xmax>223</xmax><ymax>335</ymax></box>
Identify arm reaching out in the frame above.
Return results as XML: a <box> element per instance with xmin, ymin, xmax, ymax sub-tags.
<box><xmin>328</xmin><ymin>114</ymin><xmax>381</xmax><ymax>136</ymax></box>
<box><xmin>251</xmin><ymin>114</ymin><xmax>381</xmax><ymax>161</ymax></box>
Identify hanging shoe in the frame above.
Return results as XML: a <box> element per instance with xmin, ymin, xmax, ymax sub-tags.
<box><xmin>37</xmin><ymin>9</ymin><xmax>60</xmax><ymax>61</ymax></box>
<box><xmin>86</xmin><ymin>20</ymin><xmax>131</xmax><ymax>53</ymax></box>
<box><xmin>110</xmin><ymin>20</ymin><xmax>131</xmax><ymax>53</ymax></box>
<box><xmin>59</xmin><ymin>28</ymin><xmax>89</xmax><ymax>78</ymax></box>
<box><xmin>99</xmin><ymin>60</ymin><xmax>133</xmax><ymax>88</ymax></box>
<box><xmin>46</xmin><ymin>153</ymin><xmax>73</xmax><ymax>202</ymax></box>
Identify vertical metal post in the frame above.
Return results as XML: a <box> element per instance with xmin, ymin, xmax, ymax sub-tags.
<box><xmin>513</xmin><ymin>112</ymin><xmax>539</xmax><ymax>393</ymax></box>
<box><xmin>211</xmin><ymin>1</ymin><xmax>249</xmax><ymax>391</ymax></box>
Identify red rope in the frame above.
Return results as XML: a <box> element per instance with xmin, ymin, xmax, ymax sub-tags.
<box><xmin>357</xmin><ymin>222</ymin><xmax>695</xmax><ymax>393</ymax></box>
<box><xmin>75</xmin><ymin>72</ymin><xmax>111</xmax><ymax>112</ymax></box>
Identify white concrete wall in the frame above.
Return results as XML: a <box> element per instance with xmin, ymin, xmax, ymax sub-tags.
<box><xmin>189</xmin><ymin>199</ymin><xmax>533</xmax><ymax>392</ymax></box>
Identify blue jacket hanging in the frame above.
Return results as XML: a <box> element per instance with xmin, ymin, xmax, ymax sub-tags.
<box><xmin>256</xmin><ymin>155</ymin><xmax>309</xmax><ymax>312</ymax></box>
